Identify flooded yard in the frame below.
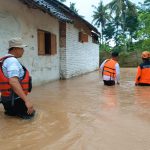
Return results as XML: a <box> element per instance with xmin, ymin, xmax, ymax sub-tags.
<box><xmin>0</xmin><ymin>68</ymin><xmax>150</xmax><ymax>150</ymax></box>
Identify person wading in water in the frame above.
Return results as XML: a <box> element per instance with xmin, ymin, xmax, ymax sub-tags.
<box><xmin>0</xmin><ymin>37</ymin><xmax>35</xmax><ymax>119</ymax></box>
<box><xmin>100</xmin><ymin>52</ymin><xmax>120</xmax><ymax>86</ymax></box>
<box><xmin>135</xmin><ymin>51</ymin><xmax>150</xmax><ymax>86</ymax></box>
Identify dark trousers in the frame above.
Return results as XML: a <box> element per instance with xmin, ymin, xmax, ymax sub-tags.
<box><xmin>103</xmin><ymin>80</ymin><xmax>115</xmax><ymax>86</ymax></box>
<box><xmin>1</xmin><ymin>97</ymin><xmax>35</xmax><ymax>119</ymax></box>
<box><xmin>137</xmin><ymin>83</ymin><xmax>150</xmax><ymax>86</ymax></box>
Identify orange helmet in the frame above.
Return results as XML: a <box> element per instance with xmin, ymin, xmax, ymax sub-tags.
<box><xmin>141</xmin><ymin>51</ymin><xmax>150</xmax><ymax>58</ymax></box>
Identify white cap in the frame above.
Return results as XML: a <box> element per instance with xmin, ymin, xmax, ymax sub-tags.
<box><xmin>9</xmin><ymin>37</ymin><xmax>27</xmax><ymax>49</ymax></box>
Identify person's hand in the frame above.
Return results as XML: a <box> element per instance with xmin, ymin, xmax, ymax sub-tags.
<box><xmin>25</xmin><ymin>100</ymin><xmax>34</xmax><ymax>114</ymax></box>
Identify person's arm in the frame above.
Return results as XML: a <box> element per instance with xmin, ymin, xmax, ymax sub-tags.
<box><xmin>9</xmin><ymin>77</ymin><xmax>34</xmax><ymax>114</ymax></box>
<box><xmin>4</xmin><ymin>57</ymin><xmax>34</xmax><ymax>114</ymax></box>
<box><xmin>135</xmin><ymin>66</ymin><xmax>141</xmax><ymax>85</ymax></box>
<box><xmin>115</xmin><ymin>63</ymin><xmax>120</xmax><ymax>84</ymax></box>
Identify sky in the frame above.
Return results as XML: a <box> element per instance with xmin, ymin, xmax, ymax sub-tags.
<box><xmin>64</xmin><ymin>0</ymin><xmax>144</xmax><ymax>24</ymax></box>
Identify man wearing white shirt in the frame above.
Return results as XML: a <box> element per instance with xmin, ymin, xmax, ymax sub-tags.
<box><xmin>0</xmin><ymin>37</ymin><xmax>35</xmax><ymax>119</ymax></box>
<box><xmin>100</xmin><ymin>52</ymin><xmax>120</xmax><ymax>86</ymax></box>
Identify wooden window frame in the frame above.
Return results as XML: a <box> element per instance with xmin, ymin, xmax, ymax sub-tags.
<box><xmin>38</xmin><ymin>29</ymin><xmax>57</xmax><ymax>55</ymax></box>
<box><xmin>79</xmin><ymin>32</ymin><xmax>88</xmax><ymax>43</ymax></box>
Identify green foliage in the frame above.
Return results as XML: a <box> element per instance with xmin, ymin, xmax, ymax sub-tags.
<box><xmin>99</xmin><ymin>50</ymin><xmax>110</xmax><ymax>64</ymax></box>
<box><xmin>137</xmin><ymin>11</ymin><xmax>150</xmax><ymax>39</ymax></box>
<box><xmin>141</xmin><ymin>39</ymin><xmax>150</xmax><ymax>50</ymax></box>
<box><xmin>96</xmin><ymin>0</ymin><xmax>150</xmax><ymax>67</ymax></box>
<box><xmin>125</xmin><ymin>7</ymin><xmax>139</xmax><ymax>40</ymax></box>
<box><xmin>99</xmin><ymin>43</ymin><xmax>112</xmax><ymax>52</ymax></box>
<box><xmin>69</xmin><ymin>2</ymin><xmax>78</xmax><ymax>14</ymax></box>
<box><xmin>103</xmin><ymin>23</ymin><xmax>115</xmax><ymax>42</ymax></box>
<box><xmin>118</xmin><ymin>51</ymin><xmax>141</xmax><ymax>67</ymax></box>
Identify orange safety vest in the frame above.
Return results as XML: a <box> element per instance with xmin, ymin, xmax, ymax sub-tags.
<box><xmin>135</xmin><ymin>64</ymin><xmax>150</xmax><ymax>84</ymax></box>
<box><xmin>102</xmin><ymin>59</ymin><xmax>117</xmax><ymax>78</ymax></box>
<box><xmin>0</xmin><ymin>56</ymin><xmax>30</xmax><ymax>97</ymax></box>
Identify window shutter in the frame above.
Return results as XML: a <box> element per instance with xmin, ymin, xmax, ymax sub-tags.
<box><xmin>38</xmin><ymin>30</ymin><xmax>45</xmax><ymax>55</ymax></box>
<box><xmin>51</xmin><ymin>33</ymin><xmax>57</xmax><ymax>55</ymax></box>
<box><xmin>79</xmin><ymin>32</ymin><xmax>88</xmax><ymax>43</ymax></box>
<box><xmin>79</xmin><ymin>32</ymin><xmax>83</xmax><ymax>42</ymax></box>
<box><xmin>83</xmin><ymin>33</ymin><xmax>88</xmax><ymax>42</ymax></box>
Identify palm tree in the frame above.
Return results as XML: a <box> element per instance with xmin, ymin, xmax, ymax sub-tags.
<box><xmin>92</xmin><ymin>1</ymin><xmax>110</xmax><ymax>44</ymax></box>
<box><xmin>106</xmin><ymin>0</ymin><xmax>137</xmax><ymax>47</ymax></box>
<box><xmin>106</xmin><ymin>0</ymin><xmax>134</xmax><ymax>32</ymax></box>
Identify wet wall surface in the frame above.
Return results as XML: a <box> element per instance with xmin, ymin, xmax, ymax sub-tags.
<box><xmin>0</xmin><ymin>68</ymin><xmax>150</xmax><ymax>150</ymax></box>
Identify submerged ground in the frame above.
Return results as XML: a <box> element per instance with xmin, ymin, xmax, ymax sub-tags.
<box><xmin>0</xmin><ymin>68</ymin><xmax>150</xmax><ymax>150</ymax></box>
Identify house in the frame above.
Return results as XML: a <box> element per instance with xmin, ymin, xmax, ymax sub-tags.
<box><xmin>0</xmin><ymin>0</ymin><xmax>100</xmax><ymax>86</ymax></box>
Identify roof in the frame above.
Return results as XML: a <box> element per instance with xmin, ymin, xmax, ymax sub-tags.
<box><xmin>19</xmin><ymin>0</ymin><xmax>100</xmax><ymax>34</ymax></box>
<box><xmin>52</xmin><ymin>0</ymin><xmax>100</xmax><ymax>35</ymax></box>
<box><xmin>20</xmin><ymin>0</ymin><xmax>72</xmax><ymax>22</ymax></box>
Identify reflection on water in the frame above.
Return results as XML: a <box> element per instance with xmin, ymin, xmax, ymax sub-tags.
<box><xmin>100</xmin><ymin>86</ymin><xmax>118</xmax><ymax>111</ymax></box>
<box><xmin>134</xmin><ymin>87</ymin><xmax>150</xmax><ymax>108</ymax></box>
<box><xmin>0</xmin><ymin>68</ymin><xmax>150</xmax><ymax>150</ymax></box>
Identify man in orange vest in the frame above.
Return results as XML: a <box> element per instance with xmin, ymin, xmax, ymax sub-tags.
<box><xmin>0</xmin><ymin>37</ymin><xmax>35</xmax><ymax>119</ymax></box>
<box><xmin>135</xmin><ymin>51</ymin><xmax>150</xmax><ymax>86</ymax></box>
<box><xmin>100</xmin><ymin>52</ymin><xmax>120</xmax><ymax>86</ymax></box>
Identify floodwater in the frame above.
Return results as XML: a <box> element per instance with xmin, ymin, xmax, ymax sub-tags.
<box><xmin>0</xmin><ymin>68</ymin><xmax>150</xmax><ymax>150</ymax></box>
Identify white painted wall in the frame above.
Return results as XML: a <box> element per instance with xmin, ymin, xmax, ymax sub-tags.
<box><xmin>65</xmin><ymin>24</ymin><xmax>99</xmax><ymax>78</ymax></box>
<box><xmin>0</xmin><ymin>0</ymin><xmax>60</xmax><ymax>86</ymax></box>
<box><xmin>0</xmin><ymin>0</ymin><xmax>99</xmax><ymax>84</ymax></box>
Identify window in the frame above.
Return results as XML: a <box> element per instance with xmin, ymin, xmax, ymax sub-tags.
<box><xmin>91</xmin><ymin>31</ymin><xmax>99</xmax><ymax>44</ymax></box>
<box><xmin>38</xmin><ymin>29</ymin><xmax>57</xmax><ymax>55</ymax></box>
<box><xmin>79</xmin><ymin>32</ymin><xmax>88</xmax><ymax>43</ymax></box>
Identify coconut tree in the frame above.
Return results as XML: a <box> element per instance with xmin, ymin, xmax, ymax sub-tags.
<box><xmin>106</xmin><ymin>0</ymin><xmax>138</xmax><ymax>47</ymax></box>
<box><xmin>106</xmin><ymin>0</ymin><xmax>133</xmax><ymax>27</ymax></box>
<box><xmin>92</xmin><ymin>1</ymin><xmax>110</xmax><ymax>44</ymax></box>
<box><xmin>125</xmin><ymin>4</ymin><xmax>139</xmax><ymax>44</ymax></box>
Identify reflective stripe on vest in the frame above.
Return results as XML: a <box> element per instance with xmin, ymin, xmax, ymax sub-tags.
<box><xmin>103</xmin><ymin>59</ymin><xmax>117</xmax><ymax>78</ymax></box>
<box><xmin>0</xmin><ymin>56</ymin><xmax>30</xmax><ymax>96</ymax></box>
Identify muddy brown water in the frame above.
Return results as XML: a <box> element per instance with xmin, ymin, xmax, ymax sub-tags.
<box><xmin>0</xmin><ymin>68</ymin><xmax>150</xmax><ymax>150</ymax></box>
